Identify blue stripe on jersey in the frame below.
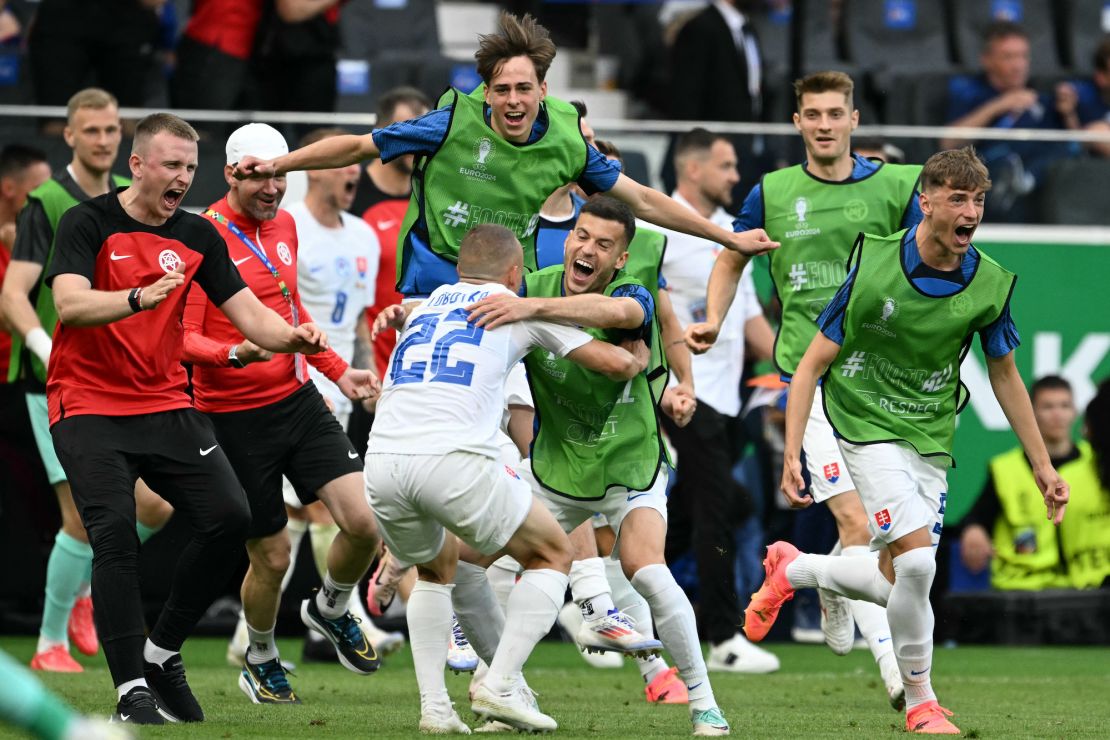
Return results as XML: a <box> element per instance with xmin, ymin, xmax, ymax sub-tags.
<box><xmin>817</xmin><ymin>264</ymin><xmax>857</xmax><ymax>345</ymax></box>
<box><xmin>611</xmin><ymin>283</ymin><xmax>655</xmax><ymax>332</ymax></box>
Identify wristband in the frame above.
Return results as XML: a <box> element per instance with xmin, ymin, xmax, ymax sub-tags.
<box><xmin>128</xmin><ymin>287</ymin><xmax>143</xmax><ymax>313</ymax></box>
<box><xmin>228</xmin><ymin>344</ymin><xmax>246</xmax><ymax>369</ymax></box>
<box><xmin>25</xmin><ymin>327</ymin><xmax>53</xmax><ymax>364</ymax></box>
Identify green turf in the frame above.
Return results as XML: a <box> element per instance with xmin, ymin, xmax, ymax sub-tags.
<box><xmin>2</xmin><ymin>637</ymin><xmax>1107</xmax><ymax>738</ymax></box>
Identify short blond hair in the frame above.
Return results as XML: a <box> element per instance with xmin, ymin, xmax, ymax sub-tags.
<box><xmin>921</xmin><ymin>147</ymin><xmax>992</xmax><ymax>193</ymax></box>
<box><xmin>793</xmin><ymin>71</ymin><xmax>854</xmax><ymax>111</ymax></box>
<box><xmin>66</xmin><ymin>88</ymin><xmax>118</xmax><ymax>125</ymax></box>
<box><xmin>132</xmin><ymin>113</ymin><xmax>199</xmax><ymax>155</ymax></box>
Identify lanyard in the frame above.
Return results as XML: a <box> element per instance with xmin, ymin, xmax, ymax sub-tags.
<box><xmin>205</xmin><ymin>209</ymin><xmax>304</xmax><ymax>379</ymax></box>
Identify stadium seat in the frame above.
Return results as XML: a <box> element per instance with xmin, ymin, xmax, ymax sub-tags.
<box><xmin>1036</xmin><ymin>157</ymin><xmax>1110</xmax><ymax>224</ymax></box>
<box><xmin>339</xmin><ymin>0</ymin><xmax>440</xmax><ymax>61</ymax></box>
<box><xmin>950</xmin><ymin>0</ymin><xmax>1063</xmax><ymax>76</ymax></box>
<box><xmin>843</xmin><ymin>0</ymin><xmax>954</xmax><ymax>75</ymax></box>
<box><xmin>619</xmin><ymin>148</ymin><xmax>651</xmax><ymax>188</ymax></box>
<box><xmin>1059</xmin><ymin>0</ymin><xmax>1110</xmax><ymax>71</ymax></box>
<box><xmin>796</xmin><ymin>0</ymin><xmax>843</xmax><ymax>72</ymax></box>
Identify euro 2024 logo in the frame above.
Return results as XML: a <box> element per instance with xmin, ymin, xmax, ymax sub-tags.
<box><xmin>474</xmin><ymin>137</ymin><xmax>495</xmax><ymax>170</ymax></box>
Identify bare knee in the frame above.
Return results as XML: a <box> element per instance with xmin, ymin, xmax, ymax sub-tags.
<box><xmin>249</xmin><ymin>537</ymin><xmax>291</xmax><ymax>579</ymax></box>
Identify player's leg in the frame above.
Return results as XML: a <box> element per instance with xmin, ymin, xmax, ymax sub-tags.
<box><xmin>137</xmin><ymin>411</ymin><xmax>252</xmax><ymax>723</ymax></box>
<box><xmin>612</xmin><ymin>477</ymin><xmax>730</xmax><ymax>736</ymax></box>
<box><xmin>238</xmin><ymin>530</ymin><xmax>300</xmax><ymax>705</ymax></box>
<box><xmin>50</xmin><ymin>415</ymin><xmax>171</xmax><ymax>724</ymax></box>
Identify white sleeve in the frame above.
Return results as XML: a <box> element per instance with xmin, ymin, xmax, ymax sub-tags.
<box><xmin>512</xmin><ymin>319</ymin><xmax>593</xmax><ymax>360</ymax></box>
<box><xmin>504</xmin><ymin>361</ymin><xmax>533</xmax><ymax>409</ymax></box>
<box><xmin>739</xmin><ymin>265</ymin><xmax>763</xmax><ymax>322</ymax></box>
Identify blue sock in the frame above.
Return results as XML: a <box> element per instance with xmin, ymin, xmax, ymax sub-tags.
<box><xmin>136</xmin><ymin>520</ymin><xmax>161</xmax><ymax>543</ymax></box>
<box><xmin>40</xmin><ymin>533</ymin><xmax>92</xmax><ymax>645</ymax></box>
<box><xmin>0</xmin><ymin>649</ymin><xmax>76</xmax><ymax>738</ymax></box>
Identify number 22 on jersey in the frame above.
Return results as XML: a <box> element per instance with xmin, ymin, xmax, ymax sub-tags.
<box><xmin>390</xmin><ymin>308</ymin><xmax>485</xmax><ymax>387</ymax></box>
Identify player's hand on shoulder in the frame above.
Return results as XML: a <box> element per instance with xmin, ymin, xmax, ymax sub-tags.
<box><xmin>1034</xmin><ymin>465</ymin><xmax>1069</xmax><ymax>525</ymax></box>
<box><xmin>236</xmin><ymin>339</ymin><xmax>273</xmax><ymax>365</ymax></box>
<box><xmin>780</xmin><ymin>456</ymin><xmax>812</xmax><ymax>509</ymax></box>
<box><xmin>726</xmin><ymin>228</ymin><xmax>779</xmax><ymax>257</ymax></box>
<box><xmin>232</xmin><ymin>156</ymin><xmax>275</xmax><ymax>180</ymax></box>
<box><xmin>685</xmin><ymin>321</ymin><xmax>720</xmax><ymax>354</ymax></box>
<box><xmin>468</xmin><ymin>293</ymin><xmax>533</xmax><ymax>329</ymax></box>
<box><xmin>372</xmin><ymin>304</ymin><xmax>408</xmax><ymax>340</ymax></box>
<box><xmin>338</xmin><ymin>367</ymin><xmax>381</xmax><ymax>402</ymax></box>
<box><xmin>290</xmin><ymin>322</ymin><xmax>328</xmax><ymax>354</ymax></box>
<box><xmin>142</xmin><ymin>264</ymin><xmax>186</xmax><ymax>309</ymax></box>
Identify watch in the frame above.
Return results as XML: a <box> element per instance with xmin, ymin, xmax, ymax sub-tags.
<box><xmin>228</xmin><ymin>345</ymin><xmax>246</xmax><ymax>369</ymax></box>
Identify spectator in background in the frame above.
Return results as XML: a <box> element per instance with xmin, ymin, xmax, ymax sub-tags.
<box><xmin>27</xmin><ymin>0</ymin><xmax>160</xmax><ymax>110</ymax></box>
<box><xmin>172</xmin><ymin>0</ymin><xmax>264</xmax><ymax>111</ymax></box>
<box><xmin>252</xmin><ymin>1</ymin><xmax>344</xmax><ymax>116</ymax></box>
<box><xmin>1056</xmin><ymin>35</ymin><xmax>1110</xmax><ymax>158</ymax></box>
<box><xmin>0</xmin><ymin>144</ymin><xmax>50</xmax><ymax>385</ymax></box>
<box><xmin>961</xmin><ymin>376</ymin><xmax>1110</xmax><ymax>590</ymax></box>
<box><xmin>1088</xmin><ymin>378</ymin><xmax>1110</xmax><ymax>491</ymax></box>
<box><xmin>941</xmin><ymin>21</ymin><xmax>1075</xmax><ymax>222</ymax></box>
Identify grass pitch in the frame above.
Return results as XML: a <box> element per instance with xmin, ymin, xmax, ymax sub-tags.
<box><xmin>1</xmin><ymin>636</ymin><xmax>1107</xmax><ymax>738</ymax></box>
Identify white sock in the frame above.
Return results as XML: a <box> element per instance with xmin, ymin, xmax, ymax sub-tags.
<box><xmin>451</xmin><ymin>561</ymin><xmax>504</xmax><ymax>666</ymax></box>
<box><xmin>786</xmin><ymin>553</ymin><xmax>893</xmax><ymax>606</ymax></box>
<box><xmin>116</xmin><ymin>678</ymin><xmax>148</xmax><ymax>699</ymax></box>
<box><xmin>316</xmin><ymin>572</ymin><xmax>356</xmax><ymax>619</ymax></box>
<box><xmin>604</xmin><ymin>558</ymin><xmax>667</xmax><ymax>683</ymax></box>
<box><xmin>485</xmin><ymin>568</ymin><xmax>567</xmax><ymax>694</ymax></box>
<box><xmin>842</xmin><ymin>546</ymin><xmax>895</xmax><ymax>663</ymax></box>
<box><xmin>487</xmin><ymin>555</ymin><xmax>521</xmax><ymax>616</ymax></box>
<box><xmin>407</xmin><ymin>581</ymin><xmax>453</xmax><ymax>711</ymax></box>
<box><xmin>570</xmin><ymin>557</ymin><xmax>614</xmax><ymax>621</ymax></box>
<box><xmin>142</xmin><ymin>640</ymin><xmax>176</xmax><ymax>667</ymax></box>
<box><xmin>280</xmin><ymin>519</ymin><xmax>309</xmax><ymax>593</ymax></box>
<box><xmin>77</xmin><ymin>583</ymin><xmax>92</xmax><ymax>599</ymax></box>
<box><xmin>888</xmin><ymin>548</ymin><xmax>937</xmax><ymax>710</ymax></box>
<box><xmin>245</xmin><ymin>621</ymin><xmax>278</xmax><ymax>664</ymax></box>
<box><xmin>36</xmin><ymin>635</ymin><xmax>66</xmax><ymax>654</ymax></box>
<box><xmin>631</xmin><ymin>564</ymin><xmax>716</xmax><ymax>712</ymax></box>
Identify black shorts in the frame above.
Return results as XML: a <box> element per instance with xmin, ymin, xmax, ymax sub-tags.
<box><xmin>206</xmin><ymin>383</ymin><xmax>363</xmax><ymax>539</ymax></box>
<box><xmin>51</xmin><ymin>408</ymin><xmax>248</xmax><ymax>532</ymax></box>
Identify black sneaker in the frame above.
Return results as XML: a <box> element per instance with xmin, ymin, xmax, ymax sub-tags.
<box><xmin>301</xmin><ymin>631</ymin><xmax>338</xmax><ymax>664</ymax></box>
<box><xmin>111</xmin><ymin>686</ymin><xmax>166</xmax><ymax>724</ymax></box>
<box><xmin>239</xmin><ymin>649</ymin><xmax>301</xmax><ymax>704</ymax></box>
<box><xmin>144</xmin><ymin>654</ymin><xmax>204</xmax><ymax>722</ymax></box>
<box><xmin>300</xmin><ymin>594</ymin><xmax>380</xmax><ymax>675</ymax></box>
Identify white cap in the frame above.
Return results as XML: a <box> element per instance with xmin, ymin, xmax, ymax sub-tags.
<box><xmin>225</xmin><ymin>123</ymin><xmax>288</xmax><ymax>165</ymax></box>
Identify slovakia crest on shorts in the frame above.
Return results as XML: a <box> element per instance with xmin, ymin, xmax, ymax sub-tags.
<box><xmin>875</xmin><ymin>509</ymin><xmax>892</xmax><ymax>531</ymax></box>
<box><xmin>357</xmin><ymin>256</ymin><xmax>368</xmax><ymax>277</ymax></box>
<box><xmin>823</xmin><ymin>463</ymin><xmax>840</xmax><ymax>484</ymax></box>
<box><xmin>505</xmin><ymin>465</ymin><xmax>520</xmax><ymax>480</ymax></box>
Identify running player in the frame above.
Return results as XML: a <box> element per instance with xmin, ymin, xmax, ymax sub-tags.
<box><xmin>688</xmin><ymin>71</ymin><xmax>922</xmax><ymax>707</ymax></box>
<box><xmin>46</xmin><ymin>113</ymin><xmax>327</xmax><ymax>724</ymax></box>
<box><xmin>366</xmin><ymin>223</ymin><xmax>646</xmax><ymax>733</ymax></box>
<box><xmin>0</xmin><ymin>88</ymin><xmax>173</xmax><ymax>674</ymax></box>
<box><xmin>743</xmin><ymin>147</ymin><xmax>1070</xmax><ymax>735</ymax></box>
<box><xmin>233</xmin><ymin>12</ymin><xmax>776</xmax><ymax>295</ymax></box>
<box><xmin>466</xmin><ymin>195</ymin><xmax>731</xmax><ymax>736</ymax></box>
<box><xmin>182</xmin><ymin>124</ymin><xmax>382</xmax><ymax>705</ymax></box>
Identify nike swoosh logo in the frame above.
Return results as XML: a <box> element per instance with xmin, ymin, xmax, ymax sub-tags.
<box><xmin>347</xmin><ymin>450</ymin><xmax>358</xmax><ymax>459</ymax></box>
<box><xmin>233</xmin><ymin>256</ymin><xmax>252</xmax><ymax>266</ymax></box>
<box><xmin>910</xmin><ymin>667</ymin><xmax>930</xmax><ymax>676</ymax></box>
<box><xmin>199</xmin><ymin>445</ymin><xmax>218</xmax><ymax>456</ymax></box>
<box><xmin>120</xmin><ymin>714</ymin><xmax>131</xmax><ymax>721</ymax></box>
<box><xmin>110</xmin><ymin>252</ymin><xmax>132</xmax><ymax>260</ymax></box>
<box><xmin>376</xmin><ymin>220</ymin><xmax>397</xmax><ymax>231</ymax></box>
<box><xmin>878</xmin><ymin>637</ymin><xmax>891</xmax><ymax>643</ymax></box>
<box><xmin>627</xmin><ymin>492</ymin><xmax>649</xmax><ymax>501</ymax></box>
<box><xmin>686</xmin><ymin>682</ymin><xmax>702</xmax><ymax>691</ymax></box>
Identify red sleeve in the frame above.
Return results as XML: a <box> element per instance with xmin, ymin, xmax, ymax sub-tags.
<box><xmin>182</xmin><ymin>283</ymin><xmax>234</xmax><ymax>367</ymax></box>
<box><xmin>298</xmin><ymin>299</ymin><xmax>349</xmax><ymax>381</ymax></box>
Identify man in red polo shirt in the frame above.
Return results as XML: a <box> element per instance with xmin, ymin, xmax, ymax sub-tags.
<box><xmin>183</xmin><ymin>123</ymin><xmax>382</xmax><ymax>707</ymax></box>
<box><xmin>47</xmin><ymin>113</ymin><xmax>327</xmax><ymax>725</ymax></box>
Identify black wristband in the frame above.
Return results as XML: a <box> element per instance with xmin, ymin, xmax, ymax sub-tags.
<box><xmin>128</xmin><ymin>287</ymin><xmax>143</xmax><ymax>313</ymax></box>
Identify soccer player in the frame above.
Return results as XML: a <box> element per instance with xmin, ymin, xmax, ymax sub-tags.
<box><xmin>688</xmin><ymin>70</ymin><xmax>923</xmax><ymax>706</ymax></box>
<box><xmin>182</xmin><ymin>123</ymin><xmax>382</xmax><ymax>705</ymax></box>
<box><xmin>46</xmin><ymin>112</ymin><xmax>328</xmax><ymax>724</ymax></box>
<box><xmin>0</xmin><ymin>89</ymin><xmax>174</xmax><ymax>674</ymax></box>
<box><xmin>743</xmin><ymin>147</ymin><xmax>1070</xmax><ymax>735</ymax></box>
<box><xmin>233</xmin><ymin>12</ymin><xmax>777</xmax><ymax>295</ymax></box>
<box><xmin>654</xmin><ymin>128</ymin><xmax>780</xmax><ymax>674</ymax></box>
<box><xmin>367</xmin><ymin>223</ymin><xmax>646</xmax><ymax>733</ymax></box>
<box><xmin>466</xmin><ymin>195</ymin><xmax>732</xmax><ymax>736</ymax></box>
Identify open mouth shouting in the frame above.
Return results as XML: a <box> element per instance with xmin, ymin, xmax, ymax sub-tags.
<box><xmin>162</xmin><ymin>187</ymin><xmax>185</xmax><ymax>211</ymax></box>
<box><xmin>568</xmin><ymin>257</ymin><xmax>596</xmax><ymax>290</ymax></box>
<box><xmin>504</xmin><ymin>110</ymin><xmax>526</xmax><ymax>130</ymax></box>
<box><xmin>954</xmin><ymin>223</ymin><xmax>976</xmax><ymax>248</ymax></box>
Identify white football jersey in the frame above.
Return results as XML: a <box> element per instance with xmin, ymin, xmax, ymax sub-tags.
<box><xmin>369</xmin><ymin>282</ymin><xmax>591</xmax><ymax>459</ymax></box>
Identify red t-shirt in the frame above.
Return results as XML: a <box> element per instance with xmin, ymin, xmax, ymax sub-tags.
<box><xmin>183</xmin><ymin>197</ymin><xmax>347</xmax><ymax>414</ymax></box>
<box><xmin>183</xmin><ymin>0</ymin><xmax>264</xmax><ymax>61</ymax></box>
<box><xmin>45</xmin><ymin>191</ymin><xmax>247</xmax><ymax>424</ymax></box>
<box><xmin>362</xmin><ymin>198</ymin><xmax>406</xmax><ymax>379</ymax></box>
<box><xmin>0</xmin><ymin>240</ymin><xmax>11</xmax><ymax>383</ymax></box>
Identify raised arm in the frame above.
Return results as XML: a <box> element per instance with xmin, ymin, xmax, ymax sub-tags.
<box><xmin>781</xmin><ymin>332</ymin><xmax>841</xmax><ymax>508</ymax></box>
<box><xmin>686</xmin><ymin>250</ymin><xmax>744</xmax><ymax>354</ymax></box>
<box><xmin>53</xmin><ymin>269</ymin><xmax>186</xmax><ymax>327</ymax></box>
<box><xmin>216</xmin><ymin>288</ymin><xmax>328</xmax><ymax>354</ymax></box>
<box><xmin>235</xmin><ymin>134</ymin><xmax>379</xmax><ymax>179</ymax></box>
<box><xmin>469</xmin><ymin>292</ymin><xmax>645</xmax><ymax>331</ymax></box>
<box><xmin>987</xmin><ymin>351</ymin><xmax>1069</xmax><ymax>524</ymax></box>
<box><xmin>608</xmin><ymin>173</ymin><xmax>778</xmax><ymax>257</ymax></box>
